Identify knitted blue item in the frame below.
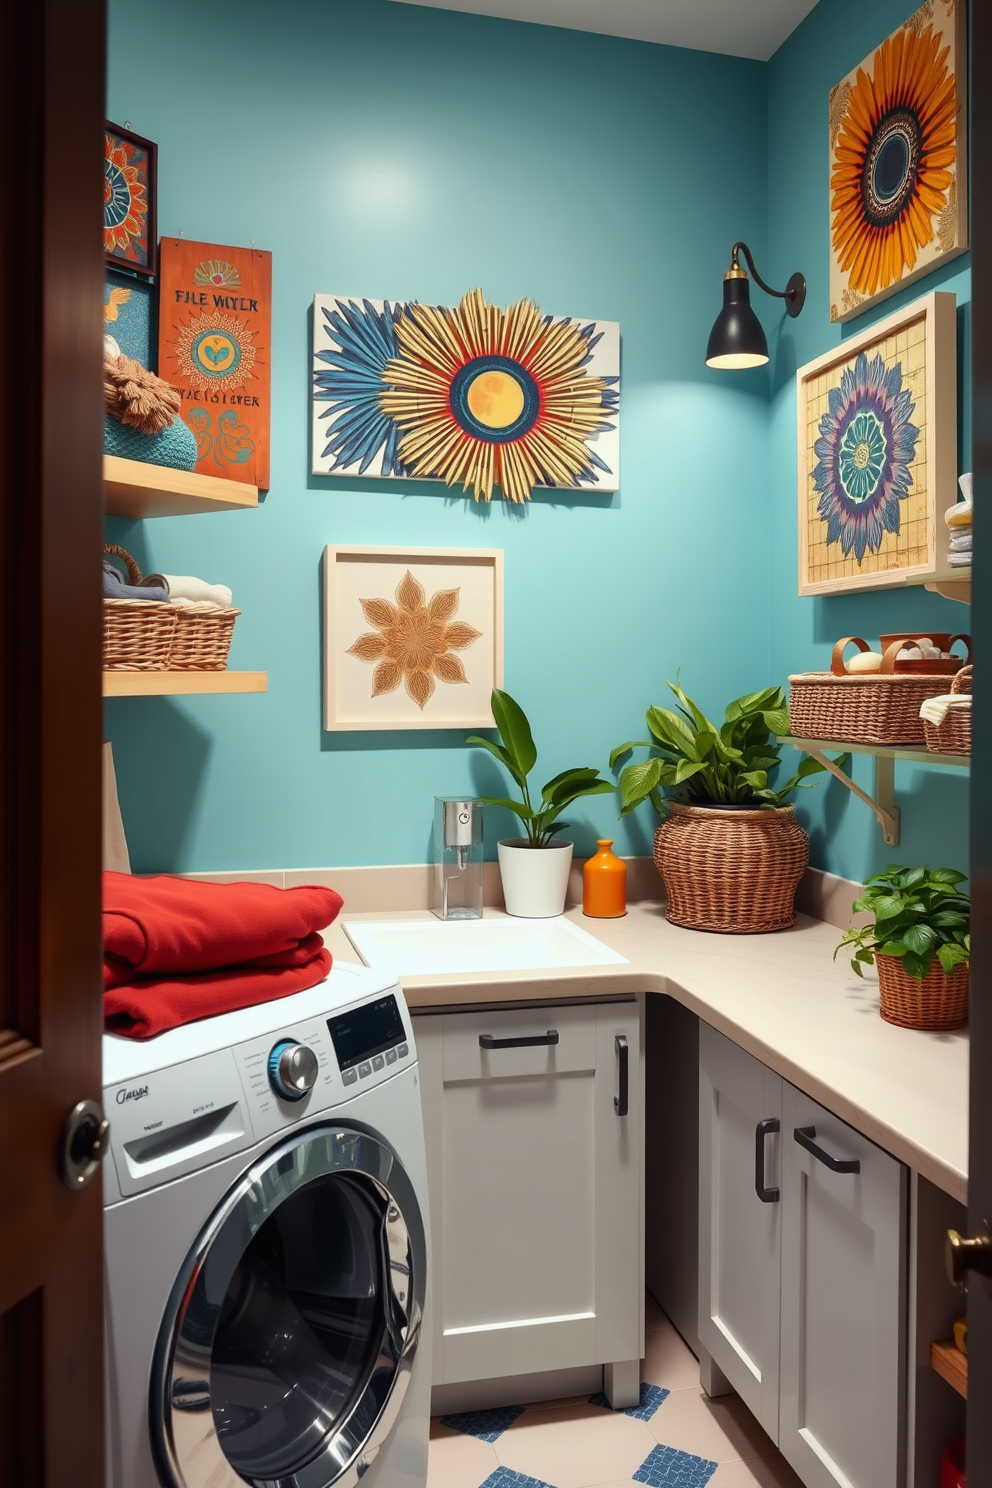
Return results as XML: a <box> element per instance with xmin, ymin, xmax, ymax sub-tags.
<box><xmin>104</xmin><ymin>412</ymin><xmax>198</xmax><ymax>472</ymax></box>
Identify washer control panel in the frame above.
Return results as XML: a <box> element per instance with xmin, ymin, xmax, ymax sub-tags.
<box><xmin>267</xmin><ymin>1040</ymin><xmax>320</xmax><ymax>1101</ymax></box>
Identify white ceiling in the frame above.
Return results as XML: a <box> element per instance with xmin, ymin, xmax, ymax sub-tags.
<box><xmin>387</xmin><ymin>0</ymin><xmax>819</xmax><ymax>60</ymax></box>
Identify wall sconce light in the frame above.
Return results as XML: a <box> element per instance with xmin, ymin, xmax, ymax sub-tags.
<box><xmin>705</xmin><ymin>242</ymin><xmax>806</xmax><ymax>369</ymax></box>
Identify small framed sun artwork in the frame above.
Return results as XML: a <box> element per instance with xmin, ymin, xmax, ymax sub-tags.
<box><xmin>311</xmin><ymin>290</ymin><xmax>619</xmax><ymax>503</ymax></box>
<box><xmin>104</xmin><ymin>122</ymin><xmax>157</xmax><ymax>278</ymax></box>
<box><xmin>828</xmin><ymin>1</ymin><xmax>967</xmax><ymax>323</ymax></box>
<box><xmin>323</xmin><ymin>545</ymin><xmax>504</xmax><ymax>731</ymax></box>
<box><xmin>797</xmin><ymin>290</ymin><xmax>957</xmax><ymax>597</ymax></box>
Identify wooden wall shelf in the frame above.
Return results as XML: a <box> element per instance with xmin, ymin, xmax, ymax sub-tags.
<box><xmin>930</xmin><ymin>1340</ymin><xmax>967</xmax><ymax>1398</ymax></box>
<box><xmin>104</xmin><ymin>456</ymin><xmax>258</xmax><ymax>518</ymax></box>
<box><xmin>103</xmin><ymin>671</ymin><xmax>268</xmax><ymax>698</ymax></box>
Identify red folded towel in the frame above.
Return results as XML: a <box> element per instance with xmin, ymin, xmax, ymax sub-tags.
<box><xmin>104</xmin><ymin>953</ymin><xmax>333</xmax><ymax>1040</ymax></box>
<box><xmin>103</xmin><ymin>873</ymin><xmax>343</xmax><ymax>1039</ymax></box>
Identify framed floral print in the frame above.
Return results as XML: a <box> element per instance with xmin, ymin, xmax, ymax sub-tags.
<box><xmin>104</xmin><ymin>122</ymin><xmax>157</xmax><ymax>278</ymax></box>
<box><xmin>797</xmin><ymin>290</ymin><xmax>957</xmax><ymax>596</ymax></box>
<box><xmin>323</xmin><ymin>545</ymin><xmax>504</xmax><ymax>731</ymax></box>
<box><xmin>828</xmin><ymin>1</ymin><xmax>967</xmax><ymax>323</ymax></box>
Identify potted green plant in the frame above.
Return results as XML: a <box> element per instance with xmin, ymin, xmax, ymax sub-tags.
<box><xmin>610</xmin><ymin>680</ymin><xmax>839</xmax><ymax>933</ymax></box>
<box><xmin>835</xmin><ymin>865</ymin><xmax>970</xmax><ymax>1030</ymax></box>
<box><xmin>469</xmin><ymin>689</ymin><xmax>614</xmax><ymax>917</ymax></box>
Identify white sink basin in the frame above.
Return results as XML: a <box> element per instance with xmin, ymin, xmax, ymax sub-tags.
<box><xmin>342</xmin><ymin>916</ymin><xmax>629</xmax><ymax>976</ymax></box>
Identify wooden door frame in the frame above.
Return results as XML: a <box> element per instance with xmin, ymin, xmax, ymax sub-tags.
<box><xmin>0</xmin><ymin>0</ymin><xmax>107</xmax><ymax>1483</ymax></box>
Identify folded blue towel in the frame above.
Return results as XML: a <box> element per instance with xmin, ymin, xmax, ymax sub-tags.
<box><xmin>103</xmin><ymin>561</ymin><xmax>169</xmax><ymax>603</ymax></box>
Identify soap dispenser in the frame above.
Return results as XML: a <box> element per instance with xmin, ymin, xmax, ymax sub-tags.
<box><xmin>432</xmin><ymin>798</ymin><xmax>484</xmax><ymax>920</ymax></box>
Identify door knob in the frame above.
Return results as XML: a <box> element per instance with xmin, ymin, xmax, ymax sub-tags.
<box><xmin>59</xmin><ymin>1099</ymin><xmax>110</xmax><ymax>1190</ymax></box>
<box><xmin>945</xmin><ymin>1223</ymin><xmax>992</xmax><ymax>1294</ymax></box>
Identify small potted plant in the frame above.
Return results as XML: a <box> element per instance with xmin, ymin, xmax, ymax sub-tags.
<box><xmin>835</xmin><ymin>865</ymin><xmax>970</xmax><ymax>1030</ymax></box>
<box><xmin>611</xmin><ymin>680</ymin><xmax>840</xmax><ymax>933</ymax></box>
<box><xmin>469</xmin><ymin>689</ymin><xmax>614</xmax><ymax>917</ymax></box>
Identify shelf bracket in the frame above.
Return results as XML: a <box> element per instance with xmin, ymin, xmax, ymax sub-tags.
<box><xmin>803</xmin><ymin>746</ymin><xmax>900</xmax><ymax>846</ymax></box>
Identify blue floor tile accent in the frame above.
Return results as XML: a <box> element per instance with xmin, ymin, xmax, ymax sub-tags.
<box><xmin>588</xmin><ymin>1381</ymin><xmax>670</xmax><ymax>1420</ymax></box>
<box><xmin>634</xmin><ymin>1442</ymin><xmax>719</xmax><ymax>1488</ymax></box>
<box><xmin>478</xmin><ymin>1471</ymin><xmax>556</xmax><ymax>1488</ymax></box>
<box><xmin>440</xmin><ymin>1405</ymin><xmax>525</xmax><ymax>1442</ymax></box>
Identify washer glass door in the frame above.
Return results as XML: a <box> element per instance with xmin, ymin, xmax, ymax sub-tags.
<box><xmin>155</xmin><ymin>1124</ymin><xmax>425</xmax><ymax>1488</ymax></box>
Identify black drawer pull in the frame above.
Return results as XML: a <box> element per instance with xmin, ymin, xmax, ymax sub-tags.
<box><xmin>754</xmin><ymin>1117</ymin><xmax>780</xmax><ymax>1202</ymax></box>
<box><xmin>479</xmin><ymin>1030</ymin><xmax>559</xmax><ymax>1050</ymax></box>
<box><xmin>794</xmin><ymin>1125</ymin><xmax>861</xmax><ymax>1174</ymax></box>
<box><xmin>614</xmin><ymin>1034</ymin><xmax>629</xmax><ymax>1117</ymax></box>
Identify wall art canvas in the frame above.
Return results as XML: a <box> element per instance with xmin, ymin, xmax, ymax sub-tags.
<box><xmin>311</xmin><ymin>289</ymin><xmax>619</xmax><ymax>503</ymax></box>
<box><xmin>104</xmin><ymin>123</ymin><xmax>157</xmax><ymax>278</ymax></box>
<box><xmin>323</xmin><ymin>545</ymin><xmax>504</xmax><ymax>731</ymax></box>
<box><xmin>158</xmin><ymin>238</ymin><xmax>272</xmax><ymax>489</ymax></box>
<box><xmin>104</xmin><ymin>270</ymin><xmax>155</xmax><ymax>368</ymax></box>
<box><xmin>798</xmin><ymin>290</ymin><xmax>956</xmax><ymax>596</ymax></box>
<box><xmin>828</xmin><ymin>1</ymin><xmax>967</xmax><ymax>323</ymax></box>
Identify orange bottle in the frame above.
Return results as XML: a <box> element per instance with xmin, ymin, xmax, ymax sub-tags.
<box><xmin>583</xmin><ymin>840</ymin><xmax>627</xmax><ymax>918</ymax></box>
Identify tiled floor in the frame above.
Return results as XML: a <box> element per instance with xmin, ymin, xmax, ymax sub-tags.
<box><xmin>427</xmin><ymin>1296</ymin><xmax>803</xmax><ymax>1488</ymax></box>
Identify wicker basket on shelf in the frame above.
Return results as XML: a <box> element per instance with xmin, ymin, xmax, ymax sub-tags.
<box><xmin>168</xmin><ymin>604</ymin><xmax>240</xmax><ymax>670</ymax></box>
<box><xmin>922</xmin><ymin>665</ymin><xmax>972</xmax><ymax>756</ymax></box>
<box><xmin>653</xmin><ymin>802</ymin><xmax>808</xmax><ymax>934</ymax></box>
<box><xmin>103</xmin><ymin>545</ymin><xmax>177</xmax><ymax>670</ymax></box>
<box><xmin>789</xmin><ymin>637</ymin><xmax>965</xmax><ymax>746</ymax></box>
<box><xmin>875</xmin><ymin>952</ymin><xmax>969</xmax><ymax>1031</ymax></box>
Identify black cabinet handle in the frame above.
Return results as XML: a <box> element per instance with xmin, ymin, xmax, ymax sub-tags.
<box><xmin>754</xmin><ymin>1117</ymin><xmax>780</xmax><ymax>1202</ymax></box>
<box><xmin>614</xmin><ymin>1034</ymin><xmax>628</xmax><ymax>1116</ymax></box>
<box><xmin>479</xmin><ymin>1030</ymin><xmax>559</xmax><ymax>1050</ymax></box>
<box><xmin>794</xmin><ymin>1125</ymin><xmax>861</xmax><ymax>1174</ymax></box>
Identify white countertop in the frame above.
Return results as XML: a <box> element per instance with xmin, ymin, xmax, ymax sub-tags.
<box><xmin>324</xmin><ymin>902</ymin><xmax>968</xmax><ymax>1203</ymax></box>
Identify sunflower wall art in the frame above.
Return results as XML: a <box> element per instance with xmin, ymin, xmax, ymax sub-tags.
<box><xmin>311</xmin><ymin>289</ymin><xmax>619</xmax><ymax>503</ymax></box>
<box><xmin>323</xmin><ymin>545</ymin><xmax>504</xmax><ymax>731</ymax></box>
<box><xmin>158</xmin><ymin>237</ymin><xmax>272</xmax><ymax>490</ymax></box>
<box><xmin>104</xmin><ymin>123</ymin><xmax>156</xmax><ymax>278</ymax></box>
<box><xmin>828</xmin><ymin>1</ymin><xmax>967</xmax><ymax>323</ymax></box>
<box><xmin>798</xmin><ymin>290</ymin><xmax>957</xmax><ymax>597</ymax></box>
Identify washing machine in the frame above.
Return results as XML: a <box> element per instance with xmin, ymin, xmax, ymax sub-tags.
<box><xmin>103</xmin><ymin>962</ymin><xmax>431</xmax><ymax>1488</ymax></box>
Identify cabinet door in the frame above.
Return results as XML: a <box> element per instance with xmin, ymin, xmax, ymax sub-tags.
<box><xmin>779</xmin><ymin>1085</ymin><xmax>907</xmax><ymax>1488</ymax></box>
<box><xmin>421</xmin><ymin>1000</ymin><xmax>641</xmax><ymax>1385</ymax></box>
<box><xmin>698</xmin><ymin>1024</ymin><xmax>782</xmax><ymax>1441</ymax></box>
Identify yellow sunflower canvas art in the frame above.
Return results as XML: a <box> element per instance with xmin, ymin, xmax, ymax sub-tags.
<box><xmin>828</xmin><ymin>1</ymin><xmax>967</xmax><ymax>323</ymax></box>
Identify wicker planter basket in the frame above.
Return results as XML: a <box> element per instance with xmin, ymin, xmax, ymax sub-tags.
<box><xmin>653</xmin><ymin>802</ymin><xmax>808</xmax><ymax>934</ymax></box>
<box><xmin>875</xmin><ymin>952</ymin><xmax>969</xmax><ymax>1031</ymax></box>
<box><xmin>789</xmin><ymin>637</ymin><xmax>963</xmax><ymax>746</ymax></box>
<box><xmin>103</xmin><ymin>545</ymin><xmax>177</xmax><ymax>670</ymax></box>
<box><xmin>922</xmin><ymin>665</ymin><xmax>972</xmax><ymax>757</ymax></box>
<box><xmin>169</xmin><ymin>604</ymin><xmax>240</xmax><ymax>670</ymax></box>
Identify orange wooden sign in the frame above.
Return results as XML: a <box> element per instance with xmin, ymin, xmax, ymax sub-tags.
<box><xmin>158</xmin><ymin>238</ymin><xmax>271</xmax><ymax>489</ymax></box>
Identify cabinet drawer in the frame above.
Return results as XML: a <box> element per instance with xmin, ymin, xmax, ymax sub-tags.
<box><xmin>442</xmin><ymin>1004</ymin><xmax>599</xmax><ymax>1081</ymax></box>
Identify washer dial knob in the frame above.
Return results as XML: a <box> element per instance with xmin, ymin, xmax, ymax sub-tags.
<box><xmin>268</xmin><ymin>1040</ymin><xmax>319</xmax><ymax>1102</ymax></box>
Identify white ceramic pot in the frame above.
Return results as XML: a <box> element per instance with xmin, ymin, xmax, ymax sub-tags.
<box><xmin>497</xmin><ymin>838</ymin><xmax>574</xmax><ymax>918</ymax></box>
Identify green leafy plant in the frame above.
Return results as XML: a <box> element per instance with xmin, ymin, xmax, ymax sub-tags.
<box><xmin>468</xmin><ymin>689</ymin><xmax>614</xmax><ymax>847</ymax></box>
<box><xmin>835</xmin><ymin>865</ymin><xmax>970</xmax><ymax>981</ymax></box>
<box><xmin>610</xmin><ymin>680</ymin><xmax>841</xmax><ymax>815</ymax></box>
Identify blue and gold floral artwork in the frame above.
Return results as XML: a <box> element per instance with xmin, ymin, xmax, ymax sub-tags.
<box><xmin>798</xmin><ymin>292</ymin><xmax>955</xmax><ymax>596</ymax></box>
<box><xmin>311</xmin><ymin>289</ymin><xmax>620</xmax><ymax>503</ymax></box>
<box><xmin>104</xmin><ymin>270</ymin><xmax>155</xmax><ymax>368</ymax></box>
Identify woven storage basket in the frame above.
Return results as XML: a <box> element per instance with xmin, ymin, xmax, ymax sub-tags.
<box><xmin>789</xmin><ymin>637</ymin><xmax>961</xmax><ymax>746</ymax></box>
<box><xmin>653</xmin><ymin>802</ymin><xmax>808</xmax><ymax>934</ymax></box>
<box><xmin>875</xmin><ymin>952</ymin><xmax>969</xmax><ymax>1031</ymax></box>
<box><xmin>168</xmin><ymin>604</ymin><xmax>240</xmax><ymax>670</ymax></box>
<box><xmin>103</xmin><ymin>545</ymin><xmax>177</xmax><ymax>670</ymax></box>
<box><xmin>922</xmin><ymin>665</ymin><xmax>972</xmax><ymax>756</ymax></box>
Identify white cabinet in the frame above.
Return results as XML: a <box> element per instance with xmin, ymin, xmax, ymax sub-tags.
<box><xmin>699</xmin><ymin>1027</ymin><xmax>907</xmax><ymax>1488</ymax></box>
<box><xmin>415</xmin><ymin>998</ymin><xmax>643</xmax><ymax>1398</ymax></box>
<box><xmin>698</xmin><ymin>1024</ymin><xmax>782</xmax><ymax>1440</ymax></box>
<box><xmin>780</xmin><ymin>1085</ymin><xmax>907</xmax><ymax>1488</ymax></box>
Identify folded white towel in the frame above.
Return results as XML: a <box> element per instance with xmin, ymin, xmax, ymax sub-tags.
<box><xmin>948</xmin><ymin>552</ymin><xmax>973</xmax><ymax>568</ymax></box>
<box><xmin>950</xmin><ymin>532</ymin><xmax>972</xmax><ymax>551</ymax></box>
<box><xmin>169</xmin><ymin>597</ymin><xmax>229</xmax><ymax>612</ymax></box>
<box><xmin>920</xmin><ymin>694</ymin><xmax>971</xmax><ymax>727</ymax></box>
<box><xmin>159</xmin><ymin>574</ymin><xmax>233</xmax><ymax>607</ymax></box>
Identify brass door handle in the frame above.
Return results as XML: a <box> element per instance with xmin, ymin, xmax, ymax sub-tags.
<box><xmin>945</xmin><ymin>1223</ymin><xmax>992</xmax><ymax>1294</ymax></box>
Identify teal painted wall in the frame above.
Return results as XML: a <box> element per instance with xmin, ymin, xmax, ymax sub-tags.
<box><xmin>106</xmin><ymin>0</ymin><xmax>773</xmax><ymax>872</ymax></box>
<box><xmin>766</xmin><ymin>0</ymin><xmax>971</xmax><ymax>883</ymax></box>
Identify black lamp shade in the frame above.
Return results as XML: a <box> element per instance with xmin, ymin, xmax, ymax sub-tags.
<box><xmin>705</xmin><ymin>277</ymin><xmax>769</xmax><ymax>369</ymax></box>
